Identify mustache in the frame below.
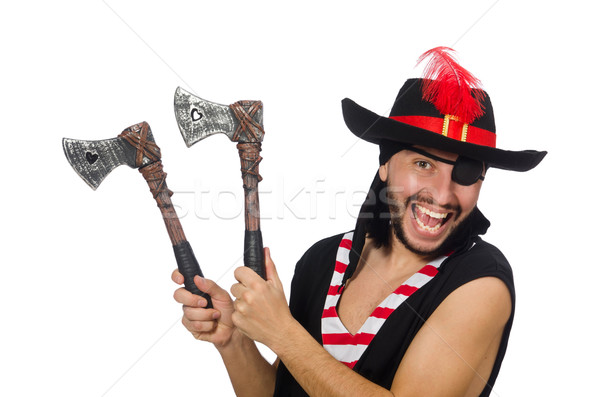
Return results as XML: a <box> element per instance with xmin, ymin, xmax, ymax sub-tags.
<box><xmin>407</xmin><ymin>192</ymin><xmax>461</xmax><ymax>214</ymax></box>
<box><xmin>385</xmin><ymin>189</ymin><xmax>462</xmax><ymax>219</ymax></box>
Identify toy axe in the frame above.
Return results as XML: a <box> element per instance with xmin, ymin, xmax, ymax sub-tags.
<box><xmin>174</xmin><ymin>88</ymin><xmax>266</xmax><ymax>279</ymax></box>
<box><xmin>63</xmin><ymin>122</ymin><xmax>212</xmax><ymax>306</ymax></box>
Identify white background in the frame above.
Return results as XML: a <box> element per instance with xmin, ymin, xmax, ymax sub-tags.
<box><xmin>1</xmin><ymin>1</ymin><xmax>598</xmax><ymax>396</ymax></box>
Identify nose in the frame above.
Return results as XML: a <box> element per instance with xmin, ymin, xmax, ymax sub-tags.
<box><xmin>428</xmin><ymin>164</ymin><xmax>459</xmax><ymax>208</ymax></box>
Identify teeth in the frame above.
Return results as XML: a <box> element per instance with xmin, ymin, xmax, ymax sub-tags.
<box><xmin>415</xmin><ymin>217</ymin><xmax>442</xmax><ymax>232</ymax></box>
<box><xmin>416</xmin><ymin>204</ymin><xmax>448</xmax><ymax>219</ymax></box>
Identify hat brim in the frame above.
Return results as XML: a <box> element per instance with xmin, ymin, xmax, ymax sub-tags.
<box><xmin>342</xmin><ymin>98</ymin><xmax>546</xmax><ymax>171</ymax></box>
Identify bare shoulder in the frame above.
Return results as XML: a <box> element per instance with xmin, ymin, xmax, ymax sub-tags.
<box><xmin>441</xmin><ymin>276</ymin><xmax>512</xmax><ymax>323</ymax></box>
<box><xmin>390</xmin><ymin>277</ymin><xmax>512</xmax><ymax>396</ymax></box>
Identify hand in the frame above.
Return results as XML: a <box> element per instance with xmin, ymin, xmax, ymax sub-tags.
<box><xmin>230</xmin><ymin>247</ymin><xmax>296</xmax><ymax>348</ymax></box>
<box><xmin>172</xmin><ymin>271</ymin><xmax>236</xmax><ymax>348</ymax></box>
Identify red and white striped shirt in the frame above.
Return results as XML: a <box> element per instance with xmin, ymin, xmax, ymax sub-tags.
<box><xmin>321</xmin><ymin>232</ymin><xmax>447</xmax><ymax>369</ymax></box>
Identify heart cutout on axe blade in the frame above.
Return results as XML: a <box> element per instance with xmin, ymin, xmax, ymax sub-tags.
<box><xmin>191</xmin><ymin>108</ymin><xmax>203</xmax><ymax>122</ymax></box>
<box><xmin>86</xmin><ymin>151</ymin><xmax>99</xmax><ymax>165</ymax></box>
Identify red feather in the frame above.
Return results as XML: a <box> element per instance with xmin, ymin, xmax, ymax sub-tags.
<box><xmin>416</xmin><ymin>47</ymin><xmax>485</xmax><ymax>125</ymax></box>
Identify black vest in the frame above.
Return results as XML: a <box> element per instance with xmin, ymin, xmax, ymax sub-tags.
<box><xmin>273</xmin><ymin>227</ymin><xmax>514</xmax><ymax>396</ymax></box>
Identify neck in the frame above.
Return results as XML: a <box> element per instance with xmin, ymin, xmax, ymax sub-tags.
<box><xmin>364</xmin><ymin>231</ymin><xmax>431</xmax><ymax>273</ymax></box>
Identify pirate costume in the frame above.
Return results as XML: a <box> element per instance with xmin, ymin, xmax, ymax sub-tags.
<box><xmin>273</xmin><ymin>47</ymin><xmax>546</xmax><ymax>397</ymax></box>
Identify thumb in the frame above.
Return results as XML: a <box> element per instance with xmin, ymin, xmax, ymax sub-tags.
<box><xmin>194</xmin><ymin>276</ymin><xmax>230</xmax><ymax>302</ymax></box>
<box><xmin>265</xmin><ymin>247</ymin><xmax>283</xmax><ymax>290</ymax></box>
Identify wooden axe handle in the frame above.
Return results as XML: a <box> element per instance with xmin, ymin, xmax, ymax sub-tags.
<box><xmin>237</xmin><ymin>142</ymin><xmax>266</xmax><ymax>279</ymax></box>
<box><xmin>139</xmin><ymin>161</ymin><xmax>213</xmax><ymax>307</ymax></box>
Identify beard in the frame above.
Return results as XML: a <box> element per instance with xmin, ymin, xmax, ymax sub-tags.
<box><xmin>385</xmin><ymin>188</ymin><xmax>475</xmax><ymax>258</ymax></box>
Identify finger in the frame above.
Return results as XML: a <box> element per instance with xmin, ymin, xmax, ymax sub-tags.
<box><xmin>230</xmin><ymin>282</ymin><xmax>246</xmax><ymax>300</ymax></box>
<box><xmin>264</xmin><ymin>247</ymin><xmax>283</xmax><ymax>290</ymax></box>
<box><xmin>182</xmin><ymin>316</ymin><xmax>217</xmax><ymax>334</ymax></box>
<box><xmin>183</xmin><ymin>306</ymin><xmax>221</xmax><ymax>322</ymax></box>
<box><xmin>232</xmin><ymin>299</ymin><xmax>248</xmax><ymax>316</ymax></box>
<box><xmin>192</xmin><ymin>276</ymin><xmax>231</xmax><ymax>303</ymax></box>
<box><xmin>233</xmin><ymin>265</ymin><xmax>260</xmax><ymax>286</ymax></box>
<box><xmin>171</xmin><ymin>269</ymin><xmax>184</xmax><ymax>285</ymax></box>
<box><xmin>174</xmin><ymin>287</ymin><xmax>208</xmax><ymax>307</ymax></box>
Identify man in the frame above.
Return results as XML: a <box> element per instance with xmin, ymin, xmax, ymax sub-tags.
<box><xmin>172</xmin><ymin>47</ymin><xmax>546</xmax><ymax>396</ymax></box>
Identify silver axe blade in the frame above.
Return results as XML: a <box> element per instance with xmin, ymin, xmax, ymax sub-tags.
<box><xmin>174</xmin><ymin>87</ymin><xmax>264</xmax><ymax>145</ymax></box>
<box><xmin>62</xmin><ymin>125</ymin><xmax>155</xmax><ymax>190</ymax></box>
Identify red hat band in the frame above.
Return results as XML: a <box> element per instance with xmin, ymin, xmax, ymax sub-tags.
<box><xmin>390</xmin><ymin>115</ymin><xmax>497</xmax><ymax>148</ymax></box>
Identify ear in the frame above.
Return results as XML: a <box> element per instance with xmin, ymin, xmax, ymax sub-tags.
<box><xmin>379</xmin><ymin>163</ymin><xmax>388</xmax><ymax>182</ymax></box>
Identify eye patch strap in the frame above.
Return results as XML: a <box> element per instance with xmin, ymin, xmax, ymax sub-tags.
<box><xmin>405</xmin><ymin>145</ymin><xmax>485</xmax><ymax>185</ymax></box>
<box><xmin>405</xmin><ymin>145</ymin><xmax>456</xmax><ymax>165</ymax></box>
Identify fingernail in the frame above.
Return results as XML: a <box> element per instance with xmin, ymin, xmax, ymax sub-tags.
<box><xmin>212</xmin><ymin>312</ymin><xmax>220</xmax><ymax>320</ymax></box>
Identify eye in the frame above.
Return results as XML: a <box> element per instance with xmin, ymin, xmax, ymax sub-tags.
<box><xmin>415</xmin><ymin>160</ymin><xmax>432</xmax><ymax>170</ymax></box>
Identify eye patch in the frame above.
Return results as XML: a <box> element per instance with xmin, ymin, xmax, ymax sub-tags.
<box><xmin>407</xmin><ymin>146</ymin><xmax>485</xmax><ymax>186</ymax></box>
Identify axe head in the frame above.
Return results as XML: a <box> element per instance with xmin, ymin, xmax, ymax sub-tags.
<box><xmin>63</xmin><ymin>122</ymin><xmax>158</xmax><ymax>190</ymax></box>
<box><xmin>174</xmin><ymin>87</ymin><xmax>263</xmax><ymax>147</ymax></box>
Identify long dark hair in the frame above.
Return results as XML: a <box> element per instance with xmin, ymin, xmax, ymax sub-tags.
<box><xmin>343</xmin><ymin>171</ymin><xmax>391</xmax><ymax>287</ymax></box>
<box><xmin>356</xmin><ymin>171</ymin><xmax>391</xmax><ymax>249</ymax></box>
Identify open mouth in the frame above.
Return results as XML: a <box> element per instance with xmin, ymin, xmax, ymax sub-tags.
<box><xmin>411</xmin><ymin>203</ymin><xmax>453</xmax><ymax>233</ymax></box>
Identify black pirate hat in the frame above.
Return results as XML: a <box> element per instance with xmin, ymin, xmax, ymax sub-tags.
<box><xmin>342</xmin><ymin>48</ymin><xmax>547</xmax><ymax>171</ymax></box>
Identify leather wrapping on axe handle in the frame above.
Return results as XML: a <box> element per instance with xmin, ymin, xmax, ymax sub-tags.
<box><xmin>237</xmin><ymin>142</ymin><xmax>262</xmax><ymax>231</ymax></box>
<box><xmin>244</xmin><ymin>230</ymin><xmax>266</xmax><ymax>279</ymax></box>
<box><xmin>139</xmin><ymin>161</ymin><xmax>187</xmax><ymax>246</ymax></box>
<box><xmin>173</xmin><ymin>241</ymin><xmax>212</xmax><ymax>308</ymax></box>
<box><xmin>237</xmin><ymin>142</ymin><xmax>266</xmax><ymax>279</ymax></box>
<box><xmin>139</xmin><ymin>161</ymin><xmax>211</xmax><ymax>303</ymax></box>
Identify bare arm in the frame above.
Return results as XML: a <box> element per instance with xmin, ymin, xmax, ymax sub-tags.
<box><xmin>217</xmin><ymin>331</ymin><xmax>278</xmax><ymax>397</ymax></box>
<box><xmin>271</xmin><ymin>322</ymin><xmax>395</xmax><ymax>396</ymax></box>
<box><xmin>389</xmin><ymin>276</ymin><xmax>512</xmax><ymax>396</ymax></box>
<box><xmin>231</xmin><ymin>251</ymin><xmax>512</xmax><ymax>397</ymax></box>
